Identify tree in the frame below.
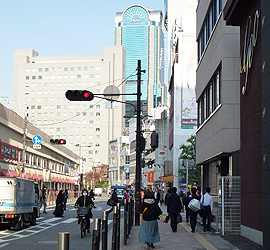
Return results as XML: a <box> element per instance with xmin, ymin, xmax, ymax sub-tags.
<box><xmin>85</xmin><ymin>164</ymin><xmax>108</xmax><ymax>188</ymax></box>
<box><xmin>179</xmin><ymin>135</ymin><xmax>201</xmax><ymax>189</ymax></box>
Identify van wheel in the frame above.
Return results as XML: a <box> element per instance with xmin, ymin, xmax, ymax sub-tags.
<box><xmin>15</xmin><ymin>217</ymin><xmax>24</xmax><ymax>230</ymax></box>
<box><xmin>30</xmin><ymin>214</ymin><xmax>36</xmax><ymax>226</ymax></box>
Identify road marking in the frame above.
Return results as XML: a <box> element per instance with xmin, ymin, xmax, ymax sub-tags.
<box><xmin>37</xmin><ymin>217</ymin><xmax>45</xmax><ymax>220</ymax></box>
<box><xmin>42</xmin><ymin>217</ymin><xmax>63</xmax><ymax>223</ymax></box>
<box><xmin>0</xmin><ymin>243</ymin><xmax>9</xmax><ymax>248</ymax></box>
<box><xmin>61</xmin><ymin>218</ymin><xmax>78</xmax><ymax>223</ymax></box>
<box><xmin>181</xmin><ymin>223</ymin><xmax>218</xmax><ymax>250</ymax></box>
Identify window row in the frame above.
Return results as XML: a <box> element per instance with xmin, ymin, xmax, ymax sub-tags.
<box><xmin>30</xmin><ymin>105</ymin><xmax>100</xmax><ymax>109</ymax></box>
<box><xmin>197</xmin><ymin>65</ymin><xmax>221</xmax><ymax>127</ymax></box>
<box><xmin>197</xmin><ymin>0</ymin><xmax>222</xmax><ymax>62</ymax></box>
<box><xmin>25</xmin><ymin>82</ymin><xmax>101</xmax><ymax>87</ymax></box>
<box><xmin>31</xmin><ymin>119</ymin><xmax>101</xmax><ymax>125</ymax></box>
<box><xmin>25</xmin><ymin>66</ymin><xmax>102</xmax><ymax>73</ymax></box>
<box><xmin>26</xmin><ymin>74</ymin><xmax>100</xmax><ymax>80</ymax></box>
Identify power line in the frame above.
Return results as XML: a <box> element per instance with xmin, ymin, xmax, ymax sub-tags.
<box><xmin>32</xmin><ymin>71</ymin><xmax>136</xmax><ymax>126</ymax></box>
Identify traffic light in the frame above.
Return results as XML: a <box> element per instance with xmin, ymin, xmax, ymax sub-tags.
<box><xmin>50</xmin><ymin>139</ymin><xmax>66</xmax><ymax>145</ymax></box>
<box><xmin>65</xmin><ymin>90</ymin><xmax>94</xmax><ymax>101</ymax></box>
<box><xmin>151</xmin><ymin>131</ymin><xmax>158</xmax><ymax>150</ymax></box>
<box><xmin>147</xmin><ymin>160</ymin><xmax>155</xmax><ymax>169</ymax></box>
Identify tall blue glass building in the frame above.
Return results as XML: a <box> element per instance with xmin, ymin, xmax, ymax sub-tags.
<box><xmin>114</xmin><ymin>5</ymin><xmax>164</xmax><ymax>120</ymax></box>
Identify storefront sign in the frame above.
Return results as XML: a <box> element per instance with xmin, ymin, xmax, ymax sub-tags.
<box><xmin>240</xmin><ymin>10</ymin><xmax>260</xmax><ymax>95</ymax></box>
<box><xmin>0</xmin><ymin>142</ymin><xmax>18</xmax><ymax>161</ymax></box>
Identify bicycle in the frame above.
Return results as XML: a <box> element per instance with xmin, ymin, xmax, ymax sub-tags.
<box><xmin>75</xmin><ymin>206</ymin><xmax>90</xmax><ymax>238</ymax></box>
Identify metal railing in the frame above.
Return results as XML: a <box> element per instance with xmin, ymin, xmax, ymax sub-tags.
<box><xmin>57</xmin><ymin>197</ymin><xmax>135</xmax><ymax>250</ymax></box>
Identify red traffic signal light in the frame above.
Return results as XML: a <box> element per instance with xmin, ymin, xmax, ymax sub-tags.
<box><xmin>65</xmin><ymin>90</ymin><xmax>94</xmax><ymax>101</ymax></box>
<box><xmin>50</xmin><ymin>139</ymin><xmax>66</xmax><ymax>145</ymax></box>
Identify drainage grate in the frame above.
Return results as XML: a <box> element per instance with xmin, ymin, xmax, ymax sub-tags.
<box><xmin>37</xmin><ymin>241</ymin><xmax>57</xmax><ymax>245</ymax></box>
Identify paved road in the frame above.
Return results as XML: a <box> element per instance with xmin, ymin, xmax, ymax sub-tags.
<box><xmin>0</xmin><ymin>196</ymin><xmax>121</xmax><ymax>250</ymax></box>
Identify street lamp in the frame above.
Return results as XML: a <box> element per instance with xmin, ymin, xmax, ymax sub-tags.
<box><xmin>76</xmin><ymin>144</ymin><xmax>91</xmax><ymax>189</ymax></box>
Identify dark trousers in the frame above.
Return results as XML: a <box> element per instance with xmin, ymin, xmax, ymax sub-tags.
<box><xmin>185</xmin><ymin>205</ymin><xmax>189</xmax><ymax>222</ymax></box>
<box><xmin>170</xmin><ymin>213</ymin><xmax>178</xmax><ymax>232</ymax></box>
<box><xmin>202</xmin><ymin>206</ymin><xmax>211</xmax><ymax>230</ymax></box>
<box><xmin>189</xmin><ymin>209</ymin><xmax>198</xmax><ymax>232</ymax></box>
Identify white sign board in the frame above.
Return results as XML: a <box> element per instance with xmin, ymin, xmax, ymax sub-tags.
<box><xmin>33</xmin><ymin>144</ymin><xmax>41</xmax><ymax>149</ymax></box>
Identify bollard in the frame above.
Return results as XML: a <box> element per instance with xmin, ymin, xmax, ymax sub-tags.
<box><xmin>111</xmin><ymin>206</ymin><xmax>118</xmax><ymax>250</ymax></box>
<box><xmin>124</xmin><ymin>199</ymin><xmax>127</xmax><ymax>245</ymax></box>
<box><xmin>102</xmin><ymin>211</ymin><xmax>108</xmax><ymax>250</ymax></box>
<box><xmin>128</xmin><ymin>198</ymin><xmax>131</xmax><ymax>234</ymax></box>
<box><xmin>58</xmin><ymin>232</ymin><xmax>69</xmax><ymax>250</ymax></box>
<box><xmin>92</xmin><ymin>218</ymin><xmax>101</xmax><ymax>250</ymax></box>
<box><xmin>116</xmin><ymin>203</ymin><xmax>121</xmax><ymax>250</ymax></box>
<box><xmin>131</xmin><ymin>198</ymin><xmax>134</xmax><ymax>226</ymax></box>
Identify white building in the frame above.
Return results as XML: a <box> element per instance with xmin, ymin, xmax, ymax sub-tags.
<box><xmin>13</xmin><ymin>46</ymin><xmax>126</xmax><ymax>172</ymax></box>
<box><xmin>165</xmin><ymin>0</ymin><xmax>198</xmax><ymax>188</ymax></box>
<box><xmin>108</xmin><ymin>136</ymin><xmax>130</xmax><ymax>186</ymax></box>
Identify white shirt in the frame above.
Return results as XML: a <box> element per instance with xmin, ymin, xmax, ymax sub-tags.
<box><xmin>200</xmin><ymin>193</ymin><xmax>213</xmax><ymax>211</ymax></box>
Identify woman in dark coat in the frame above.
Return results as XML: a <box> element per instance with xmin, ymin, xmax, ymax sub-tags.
<box><xmin>53</xmin><ymin>190</ymin><xmax>64</xmax><ymax>217</ymax></box>
<box><xmin>138</xmin><ymin>191</ymin><xmax>164</xmax><ymax>249</ymax></box>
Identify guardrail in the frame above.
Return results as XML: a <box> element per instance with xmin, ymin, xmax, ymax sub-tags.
<box><xmin>57</xmin><ymin>197</ymin><xmax>135</xmax><ymax>250</ymax></box>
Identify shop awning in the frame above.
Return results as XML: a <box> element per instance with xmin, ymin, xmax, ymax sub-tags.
<box><xmin>2</xmin><ymin>169</ymin><xmax>10</xmax><ymax>176</ymax></box>
<box><xmin>9</xmin><ymin>171</ymin><xmax>18</xmax><ymax>177</ymax></box>
<box><xmin>162</xmin><ymin>176</ymin><xmax>174</xmax><ymax>183</ymax></box>
<box><xmin>37</xmin><ymin>175</ymin><xmax>43</xmax><ymax>181</ymax></box>
<box><xmin>25</xmin><ymin>173</ymin><xmax>32</xmax><ymax>179</ymax></box>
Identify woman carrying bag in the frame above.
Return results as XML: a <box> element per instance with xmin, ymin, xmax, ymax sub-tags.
<box><xmin>138</xmin><ymin>191</ymin><xmax>164</xmax><ymax>249</ymax></box>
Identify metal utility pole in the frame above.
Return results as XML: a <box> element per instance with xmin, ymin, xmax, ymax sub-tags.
<box><xmin>135</xmin><ymin>60</ymin><xmax>145</xmax><ymax>226</ymax></box>
<box><xmin>22</xmin><ymin>104</ymin><xmax>28</xmax><ymax>178</ymax></box>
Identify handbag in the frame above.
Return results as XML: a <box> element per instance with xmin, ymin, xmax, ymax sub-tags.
<box><xmin>107</xmin><ymin>198</ymin><xmax>115</xmax><ymax>207</ymax></box>
<box><xmin>140</xmin><ymin>207</ymin><xmax>148</xmax><ymax>224</ymax></box>
<box><xmin>177</xmin><ymin>213</ymin><xmax>182</xmax><ymax>223</ymax></box>
<box><xmin>164</xmin><ymin>215</ymin><xmax>170</xmax><ymax>223</ymax></box>
<box><xmin>188</xmin><ymin>198</ymin><xmax>201</xmax><ymax>212</ymax></box>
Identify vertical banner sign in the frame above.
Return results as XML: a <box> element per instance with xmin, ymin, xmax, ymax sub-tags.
<box><xmin>181</xmin><ymin>43</ymin><xmax>197</xmax><ymax>128</ymax></box>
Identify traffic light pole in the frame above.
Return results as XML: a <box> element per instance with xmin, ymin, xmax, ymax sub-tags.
<box><xmin>135</xmin><ymin>60</ymin><xmax>143</xmax><ymax>226</ymax></box>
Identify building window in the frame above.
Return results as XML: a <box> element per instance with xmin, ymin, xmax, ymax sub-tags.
<box><xmin>197</xmin><ymin>65</ymin><xmax>221</xmax><ymax>127</ymax></box>
<box><xmin>64</xmin><ymin>67</ymin><xmax>68</xmax><ymax>71</ymax></box>
<box><xmin>96</xmin><ymin>112</ymin><xmax>100</xmax><ymax>116</ymax></box>
<box><xmin>84</xmin><ymin>67</ymin><xmax>88</xmax><ymax>71</ymax></box>
<box><xmin>197</xmin><ymin>0</ymin><xmax>222</xmax><ymax>62</ymax></box>
<box><xmin>90</xmin><ymin>74</ymin><xmax>94</xmax><ymax>78</ymax></box>
<box><xmin>57</xmin><ymin>105</ymin><xmax>61</xmax><ymax>109</ymax></box>
<box><xmin>71</xmin><ymin>67</ymin><xmax>75</xmax><ymax>71</ymax></box>
<box><xmin>45</xmin><ymin>68</ymin><xmax>49</xmax><ymax>72</ymax></box>
<box><xmin>77</xmin><ymin>74</ymin><xmax>81</xmax><ymax>79</ymax></box>
<box><xmin>96</xmin><ymin>105</ymin><xmax>100</xmax><ymax>108</ymax></box>
<box><xmin>31</xmin><ymin>105</ymin><xmax>35</xmax><ymax>109</ymax></box>
<box><xmin>37</xmin><ymin>105</ymin><xmax>41</xmax><ymax>109</ymax></box>
<box><xmin>96</xmin><ymin>128</ymin><xmax>100</xmax><ymax>131</ymax></box>
<box><xmin>26</xmin><ymin>76</ymin><xmax>30</xmax><ymax>80</ymax></box>
<box><xmin>39</xmin><ymin>68</ymin><xmax>42</xmax><ymax>72</ymax></box>
<box><xmin>83</xmin><ymin>112</ymin><xmax>87</xmax><ymax>116</ymax></box>
<box><xmin>77</xmin><ymin>67</ymin><xmax>81</xmax><ymax>71</ymax></box>
<box><xmin>32</xmin><ymin>76</ymin><xmax>36</xmax><ymax>80</ymax></box>
<box><xmin>96</xmin><ymin>66</ymin><xmax>101</xmax><ymax>71</ymax></box>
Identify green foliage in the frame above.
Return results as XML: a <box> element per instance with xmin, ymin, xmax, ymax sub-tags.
<box><xmin>94</xmin><ymin>181</ymin><xmax>108</xmax><ymax>189</ymax></box>
<box><xmin>102</xmin><ymin>182</ymin><xmax>109</xmax><ymax>189</ymax></box>
<box><xmin>179</xmin><ymin>135</ymin><xmax>201</xmax><ymax>189</ymax></box>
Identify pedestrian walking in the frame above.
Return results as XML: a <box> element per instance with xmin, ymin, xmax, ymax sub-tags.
<box><xmin>89</xmin><ymin>189</ymin><xmax>95</xmax><ymax>200</ymax></box>
<box><xmin>200</xmin><ymin>187</ymin><xmax>213</xmax><ymax>231</ymax></box>
<box><xmin>167</xmin><ymin>187</ymin><xmax>182</xmax><ymax>232</ymax></box>
<box><xmin>53</xmin><ymin>190</ymin><xmax>64</xmax><ymax>217</ymax></box>
<box><xmin>138</xmin><ymin>191</ymin><xmax>164</xmax><ymax>249</ymax></box>
<box><xmin>154</xmin><ymin>187</ymin><xmax>161</xmax><ymax>206</ymax></box>
<box><xmin>106</xmin><ymin>188</ymin><xmax>118</xmax><ymax>214</ymax></box>
<box><xmin>124</xmin><ymin>189</ymin><xmax>129</xmax><ymax>201</ymax></box>
<box><xmin>164</xmin><ymin>188</ymin><xmax>172</xmax><ymax>206</ymax></box>
<box><xmin>183</xmin><ymin>191</ymin><xmax>191</xmax><ymax>222</ymax></box>
<box><xmin>160</xmin><ymin>190</ymin><xmax>164</xmax><ymax>206</ymax></box>
<box><xmin>63</xmin><ymin>189</ymin><xmax>68</xmax><ymax>210</ymax></box>
<box><xmin>189</xmin><ymin>187</ymin><xmax>200</xmax><ymax>233</ymax></box>
<box><xmin>40</xmin><ymin>187</ymin><xmax>47</xmax><ymax>214</ymax></box>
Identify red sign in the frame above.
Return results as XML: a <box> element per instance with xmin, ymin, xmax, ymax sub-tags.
<box><xmin>147</xmin><ymin>172</ymin><xmax>154</xmax><ymax>183</ymax></box>
<box><xmin>159</xmin><ymin>151</ymin><xmax>166</xmax><ymax>155</ymax></box>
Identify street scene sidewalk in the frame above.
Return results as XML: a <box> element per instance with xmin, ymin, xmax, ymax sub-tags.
<box><xmin>121</xmin><ymin>207</ymin><xmax>264</xmax><ymax>250</ymax></box>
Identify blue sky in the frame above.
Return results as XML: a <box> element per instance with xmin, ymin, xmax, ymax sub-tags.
<box><xmin>0</xmin><ymin>0</ymin><xmax>164</xmax><ymax>103</ymax></box>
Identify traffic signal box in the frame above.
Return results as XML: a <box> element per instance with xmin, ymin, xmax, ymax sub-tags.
<box><xmin>50</xmin><ymin>139</ymin><xmax>66</xmax><ymax>145</ymax></box>
<box><xmin>65</xmin><ymin>90</ymin><xmax>94</xmax><ymax>101</ymax></box>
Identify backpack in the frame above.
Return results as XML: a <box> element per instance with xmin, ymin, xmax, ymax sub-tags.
<box><xmin>188</xmin><ymin>198</ymin><xmax>201</xmax><ymax>212</ymax></box>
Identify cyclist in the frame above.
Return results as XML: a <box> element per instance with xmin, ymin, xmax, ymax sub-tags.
<box><xmin>75</xmin><ymin>189</ymin><xmax>94</xmax><ymax>233</ymax></box>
